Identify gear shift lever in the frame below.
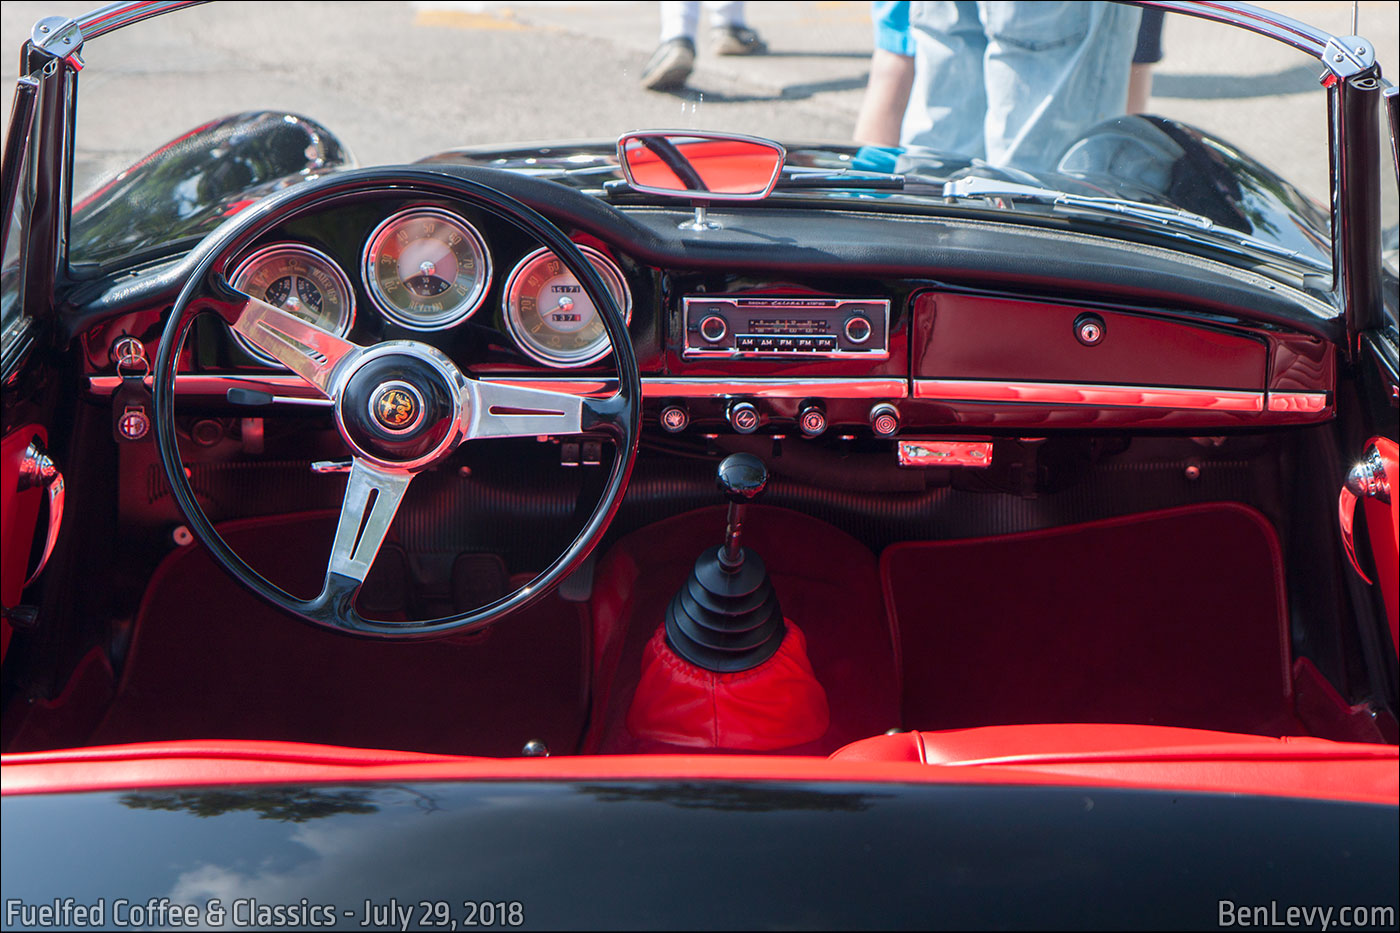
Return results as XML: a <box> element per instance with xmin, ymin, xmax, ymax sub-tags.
<box><xmin>718</xmin><ymin>452</ymin><xmax>767</xmax><ymax>569</ymax></box>
<box><xmin>663</xmin><ymin>453</ymin><xmax>785</xmax><ymax>672</ymax></box>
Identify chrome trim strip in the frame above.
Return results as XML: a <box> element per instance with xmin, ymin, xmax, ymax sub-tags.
<box><xmin>1266</xmin><ymin>391</ymin><xmax>1330</xmax><ymax>413</ymax></box>
<box><xmin>641</xmin><ymin>378</ymin><xmax>908</xmax><ymax>399</ymax></box>
<box><xmin>92</xmin><ymin>374</ymin><xmax>911</xmax><ymax>401</ymax></box>
<box><xmin>95</xmin><ymin>376</ymin><xmax>1329</xmax><ymax>415</ymax></box>
<box><xmin>88</xmin><ymin>374</ymin><xmax>321</xmax><ymax>398</ymax></box>
<box><xmin>75</xmin><ymin>1</ymin><xmax>208</xmax><ymax>42</ymax></box>
<box><xmin>912</xmin><ymin>379</ymin><xmax>1264</xmax><ymax>412</ymax></box>
<box><xmin>1132</xmin><ymin>2</ymin><xmax>1331</xmax><ymax>58</ymax></box>
<box><xmin>481</xmin><ymin>377</ymin><xmax>614</xmax><ymax>397</ymax></box>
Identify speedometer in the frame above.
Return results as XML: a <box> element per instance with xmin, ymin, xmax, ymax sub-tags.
<box><xmin>362</xmin><ymin>207</ymin><xmax>492</xmax><ymax>330</ymax></box>
<box><xmin>229</xmin><ymin>244</ymin><xmax>355</xmax><ymax>365</ymax></box>
<box><xmin>502</xmin><ymin>245</ymin><xmax>632</xmax><ymax>368</ymax></box>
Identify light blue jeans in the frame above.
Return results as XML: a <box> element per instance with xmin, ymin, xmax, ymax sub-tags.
<box><xmin>901</xmin><ymin>1</ymin><xmax>1142</xmax><ymax>171</ymax></box>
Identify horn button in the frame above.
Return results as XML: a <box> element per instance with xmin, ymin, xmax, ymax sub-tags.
<box><xmin>337</xmin><ymin>353</ymin><xmax>459</xmax><ymax>466</ymax></box>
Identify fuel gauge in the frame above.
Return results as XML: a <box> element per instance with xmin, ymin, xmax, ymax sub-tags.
<box><xmin>228</xmin><ymin>243</ymin><xmax>355</xmax><ymax>365</ymax></box>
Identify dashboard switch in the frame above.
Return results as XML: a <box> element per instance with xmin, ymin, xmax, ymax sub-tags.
<box><xmin>728</xmin><ymin>401</ymin><xmax>760</xmax><ymax>434</ymax></box>
<box><xmin>659</xmin><ymin>404</ymin><xmax>690</xmax><ymax>433</ymax></box>
<box><xmin>798</xmin><ymin>405</ymin><xmax>827</xmax><ymax>437</ymax></box>
<box><xmin>870</xmin><ymin>403</ymin><xmax>900</xmax><ymax>436</ymax></box>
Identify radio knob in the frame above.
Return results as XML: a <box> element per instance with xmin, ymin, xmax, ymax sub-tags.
<box><xmin>844</xmin><ymin>315</ymin><xmax>873</xmax><ymax>344</ymax></box>
<box><xmin>659</xmin><ymin>404</ymin><xmax>690</xmax><ymax>433</ymax></box>
<box><xmin>699</xmin><ymin>315</ymin><xmax>728</xmax><ymax>342</ymax></box>
<box><xmin>798</xmin><ymin>405</ymin><xmax>827</xmax><ymax>437</ymax></box>
<box><xmin>869</xmin><ymin>403</ymin><xmax>900</xmax><ymax>436</ymax></box>
<box><xmin>728</xmin><ymin>401</ymin><xmax>760</xmax><ymax>434</ymax></box>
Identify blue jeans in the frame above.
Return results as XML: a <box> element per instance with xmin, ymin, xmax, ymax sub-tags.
<box><xmin>901</xmin><ymin>1</ymin><xmax>1142</xmax><ymax>170</ymax></box>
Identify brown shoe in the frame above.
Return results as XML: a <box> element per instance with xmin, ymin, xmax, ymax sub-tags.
<box><xmin>712</xmin><ymin>25</ymin><xmax>767</xmax><ymax>55</ymax></box>
<box><xmin>641</xmin><ymin>37</ymin><xmax>695</xmax><ymax>90</ymax></box>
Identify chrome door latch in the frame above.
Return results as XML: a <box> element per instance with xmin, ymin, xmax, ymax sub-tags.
<box><xmin>17</xmin><ymin>439</ymin><xmax>65</xmax><ymax>589</ymax></box>
<box><xmin>1339</xmin><ymin>443</ymin><xmax>1393</xmax><ymax>584</ymax></box>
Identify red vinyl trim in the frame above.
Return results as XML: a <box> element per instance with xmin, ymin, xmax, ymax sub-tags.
<box><xmin>4</xmin><ymin>733</ymin><xmax>1394</xmax><ymax>805</ymax></box>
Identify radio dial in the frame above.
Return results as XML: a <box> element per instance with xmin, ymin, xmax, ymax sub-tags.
<box><xmin>699</xmin><ymin>315</ymin><xmax>728</xmax><ymax>342</ymax></box>
<box><xmin>844</xmin><ymin>315</ymin><xmax>873</xmax><ymax>344</ymax></box>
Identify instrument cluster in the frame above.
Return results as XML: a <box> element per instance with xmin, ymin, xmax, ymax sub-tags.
<box><xmin>227</xmin><ymin>205</ymin><xmax>633</xmax><ymax>371</ymax></box>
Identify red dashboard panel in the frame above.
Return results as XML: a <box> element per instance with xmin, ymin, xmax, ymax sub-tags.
<box><xmin>914</xmin><ymin>293</ymin><xmax>1267</xmax><ymax>389</ymax></box>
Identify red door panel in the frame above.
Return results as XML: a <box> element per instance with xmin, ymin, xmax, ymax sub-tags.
<box><xmin>1</xmin><ymin>426</ymin><xmax>48</xmax><ymax>661</ymax></box>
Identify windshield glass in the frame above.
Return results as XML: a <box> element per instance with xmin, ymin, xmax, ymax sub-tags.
<box><xmin>3</xmin><ymin>1</ymin><xmax>1396</xmax><ymax>274</ymax></box>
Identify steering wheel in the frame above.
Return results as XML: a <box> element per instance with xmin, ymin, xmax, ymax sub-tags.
<box><xmin>153</xmin><ymin>167</ymin><xmax>641</xmax><ymax>639</ymax></box>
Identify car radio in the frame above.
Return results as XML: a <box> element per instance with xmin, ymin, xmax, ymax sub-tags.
<box><xmin>681</xmin><ymin>296</ymin><xmax>891</xmax><ymax>359</ymax></box>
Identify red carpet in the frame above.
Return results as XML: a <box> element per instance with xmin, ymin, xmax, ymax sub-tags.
<box><xmin>881</xmin><ymin>504</ymin><xmax>1301</xmax><ymax>737</ymax></box>
<box><xmin>87</xmin><ymin>513</ymin><xmax>589</xmax><ymax>757</ymax></box>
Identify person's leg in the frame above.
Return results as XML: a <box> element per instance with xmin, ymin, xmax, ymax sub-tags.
<box><xmin>660</xmin><ymin>1</ymin><xmax>701</xmax><ymax>41</ymax></box>
<box><xmin>1127</xmin><ymin>7</ymin><xmax>1165</xmax><ymax>114</ymax></box>
<box><xmin>901</xmin><ymin>1</ymin><xmax>988</xmax><ymax>158</ymax></box>
<box><xmin>855</xmin><ymin>2</ymin><xmax>916</xmax><ymax>146</ymax></box>
<box><xmin>1126</xmin><ymin>62</ymin><xmax>1153</xmax><ymax>115</ymax></box>
<box><xmin>706</xmin><ymin>1</ymin><xmax>767</xmax><ymax>55</ymax></box>
<box><xmin>643</xmin><ymin>1</ymin><xmax>701</xmax><ymax>90</ymax></box>
<box><xmin>978</xmin><ymin>0</ymin><xmax>1141</xmax><ymax>169</ymax></box>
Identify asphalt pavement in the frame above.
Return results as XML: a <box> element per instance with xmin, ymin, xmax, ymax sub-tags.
<box><xmin>1</xmin><ymin>1</ymin><xmax>1397</xmax><ymax>207</ymax></box>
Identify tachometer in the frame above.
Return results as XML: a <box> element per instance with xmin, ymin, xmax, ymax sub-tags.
<box><xmin>362</xmin><ymin>207</ymin><xmax>492</xmax><ymax>330</ymax></box>
<box><xmin>229</xmin><ymin>243</ymin><xmax>355</xmax><ymax>365</ymax></box>
<box><xmin>502</xmin><ymin>245</ymin><xmax>632</xmax><ymax>367</ymax></box>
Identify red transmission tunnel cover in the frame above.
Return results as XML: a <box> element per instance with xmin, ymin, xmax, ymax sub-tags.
<box><xmin>627</xmin><ymin>621</ymin><xmax>830</xmax><ymax>750</ymax></box>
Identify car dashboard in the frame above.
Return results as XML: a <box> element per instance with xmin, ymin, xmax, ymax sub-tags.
<box><xmin>77</xmin><ymin>172</ymin><xmax>1337</xmax><ymax>452</ymax></box>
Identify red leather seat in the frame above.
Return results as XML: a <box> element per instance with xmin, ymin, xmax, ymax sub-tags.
<box><xmin>830</xmin><ymin>723</ymin><xmax>1399</xmax><ymax>804</ymax></box>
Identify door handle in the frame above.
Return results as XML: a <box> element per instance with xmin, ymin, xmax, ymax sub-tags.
<box><xmin>1339</xmin><ymin>444</ymin><xmax>1392</xmax><ymax>584</ymax></box>
<box><xmin>17</xmin><ymin>440</ymin><xmax>64</xmax><ymax>589</ymax></box>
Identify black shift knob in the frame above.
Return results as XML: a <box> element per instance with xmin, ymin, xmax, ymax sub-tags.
<box><xmin>717</xmin><ymin>453</ymin><xmax>767</xmax><ymax>503</ymax></box>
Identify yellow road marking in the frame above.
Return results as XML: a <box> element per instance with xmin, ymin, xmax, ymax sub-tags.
<box><xmin>414</xmin><ymin>9</ymin><xmax>528</xmax><ymax>30</ymax></box>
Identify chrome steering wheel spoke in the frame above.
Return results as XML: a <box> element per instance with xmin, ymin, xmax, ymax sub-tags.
<box><xmin>324</xmin><ymin>458</ymin><xmax>414</xmax><ymax>588</ymax></box>
<box><xmin>465</xmin><ymin>380</ymin><xmax>587</xmax><ymax>439</ymax></box>
<box><xmin>228</xmin><ymin>291</ymin><xmax>363</xmax><ymax>396</ymax></box>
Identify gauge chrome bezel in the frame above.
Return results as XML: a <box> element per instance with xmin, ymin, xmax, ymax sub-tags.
<box><xmin>502</xmin><ymin>244</ymin><xmax>633</xmax><ymax>368</ymax></box>
<box><xmin>229</xmin><ymin>242</ymin><xmax>357</xmax><ymax>367</ymax></box>
<box><xmin>361</xmin><ymin>206</ymin><xmax>493</xmax><ymax>332</ymax></box>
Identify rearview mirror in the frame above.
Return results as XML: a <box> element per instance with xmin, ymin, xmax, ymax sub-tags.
<box><xmin>617</xmin><ymin>132</ymin><xmax>785</xmax><ymax>201</ymax></box>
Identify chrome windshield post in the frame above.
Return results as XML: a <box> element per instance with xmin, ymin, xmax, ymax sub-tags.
<box><xmin>1327</xmin><ymin>40</ymin><xmax>1385</xmax><ymax>357</ymax></box>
